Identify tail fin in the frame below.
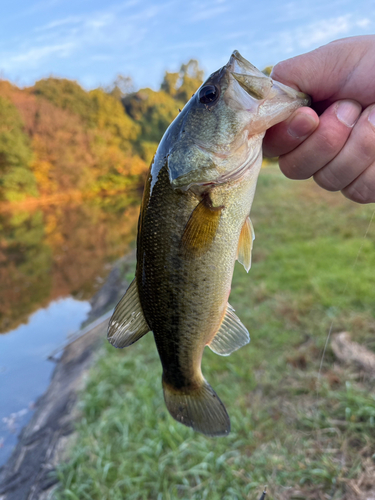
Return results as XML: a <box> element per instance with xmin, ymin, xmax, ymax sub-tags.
<box><xmin>162</xmin><ymin>379</ymin><xmax>230</xmax><ymax>437</ymax></box>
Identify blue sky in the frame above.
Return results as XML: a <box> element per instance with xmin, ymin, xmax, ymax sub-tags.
<box><xmin>0</xmin><ymin>0</ymin><xmax>374</xmax><ymax>90</ymax></box>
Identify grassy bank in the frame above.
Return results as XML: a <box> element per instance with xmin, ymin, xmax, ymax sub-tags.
<box><xmin>56</xmin><ymin>164</ymin><xmax>375</xmax><ymax>500</ymax></box>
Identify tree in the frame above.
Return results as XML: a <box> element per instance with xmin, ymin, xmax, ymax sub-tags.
<box><xmin>160</xmin><ymin>59</ymin><xmax>204</xmax><ymax>103</ymax></box>
<box><xmin>0</xmin><ymin>96</ymin><xmax>38</xmax><ymax>201</ymax></box>
<box><xmin>107</xmin><ymin>75</ymin><xmax>134</xmax><ymax>100</ymax></box>
<box><xmin>88</xmin><ymin>88</ymin><xmax>140</xmax><ymax>151</ymax></box>
<box><xmin>33</xmin><ymin>78</ymin><xmax>93</xmax><ymax>120</ymax></box>
<box><xmin>123</xmin><ymin>88</ymin><xmax>181</xmax><ymax>145</ymax></box>
<box><xmin>160</xmin><ymin>72</ymin><xmax>180</xmax><ymax>98</ymax></box>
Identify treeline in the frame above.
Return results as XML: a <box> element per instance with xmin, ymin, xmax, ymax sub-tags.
<box><xmin>0</xmin><ymin>60</ymin><xmax>203</xmax><ymax>203</ymax></box>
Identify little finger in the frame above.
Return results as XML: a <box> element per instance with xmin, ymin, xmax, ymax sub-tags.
<box><xmin>314</xmin><ymin>104</ymin><xmax>375</xmax><ymax>191</ymax></box>
<box><xmin>342</xmin><ymin>163</ymin><xmax>375</xmax><ymax>204</ymax></box>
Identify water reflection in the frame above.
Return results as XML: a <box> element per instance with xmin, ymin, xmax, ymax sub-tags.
<box><xmin>0</xmin><ymin>194</ymin><xmax>141</xmax><ymax>466</ymax></box>
<box><xmin>0</xmin><ymin>297</ymin><xmax>91</xmax><ymax>465</ymax></box>
<box><xmin>0</xmin><ymin>196</ymin><xmax>141</xmax><ymax>333</ymax></box>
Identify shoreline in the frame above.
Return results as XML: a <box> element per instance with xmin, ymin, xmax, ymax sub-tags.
<box><xmin>0</xmin><ymin>254</ymin><xmax>134</xmax><ymax>500</ymax></box>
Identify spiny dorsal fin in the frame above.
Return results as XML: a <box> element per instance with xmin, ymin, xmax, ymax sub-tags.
<box><xmin>107</xmin><ymin>278</ymin><xmax>150</xmax><ymax>348</ymax></box>
<box><xmin>208</xmin><ymin>304</ymin><xmax>250</xmax><ymax>356</ymax></box>
<box><xmin>181</xmin><ymin>196</ymin><xmax>222</xmax><ymax>257</ymax></box>
<box><xmin>237</xmin><ymin>216</ymin><xmax>255</xmax><ymax>273</ymax></box>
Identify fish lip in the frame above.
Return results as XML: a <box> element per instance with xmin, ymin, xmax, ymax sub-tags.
<box><xmin>226</xmin><ymin>50</ymin><xmax>257</xmax><ymax>74</ymax></box>
<box><xmin>226</xmin><ymin>50</ymin><xmax>311</xmax><ymax>106</ymax></box>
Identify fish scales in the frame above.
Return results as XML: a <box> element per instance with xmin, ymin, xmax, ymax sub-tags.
<box><xmin>138</xmin><ymin>159</ymin><xmax>259</xmax><ymax>388</ymax></box>
<box><xmin>108</xmin><ymin>51</ymin><xmax>310</xmax><ymax>436</ymax></box>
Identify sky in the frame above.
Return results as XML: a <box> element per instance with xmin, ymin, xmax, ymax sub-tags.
<box><xmin>0</xmin><ymin>0</ymin><xmax>374</xmax><ymax>90</ymax></box>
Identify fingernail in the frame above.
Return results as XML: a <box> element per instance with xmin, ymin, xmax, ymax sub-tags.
<box><xmin>368</xmin><ymin>107</ymin><xmax>375</xmax><ymax>128</ymax></box>
<box><xmin>287</xmin><ymin>112</ymin><xmax>316</xmax><ymax>139</ymax></box>
<box><xmin>336</xmin><ymin>100</ymin><xmax>361</xmax><ymax>127</ymax></box>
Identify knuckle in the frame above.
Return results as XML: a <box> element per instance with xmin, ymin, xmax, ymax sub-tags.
<box><xmin>356</xmin><ymin>131</ymin><xmax>375</xmax><ymax>164</ymax></box>
<box><xmin>279</xmin><ymin>155</ymin><xmax>310</xmax><ymax>180</ymax></box>
<box><xmin>343</xmin><ymin>183</ymin><xmax>374</xmax><ymax>204</ymax></box>
<box><xmin>318</xmin><ymin>131</ymin><xmax>341</xmax><ymax>155</ymax></box>
<box><xmin>278</xmin><ymin>157</ymin><xmax>295</xmax><ymax>179</ymax></box>
<box><xmin>314</xmin><ymin>168</ymin><xmax>342</xmax><ymax>191</ymax></box>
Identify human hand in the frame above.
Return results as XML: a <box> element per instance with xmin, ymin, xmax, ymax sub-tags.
<box><xmin>263</xmin><ymin>35</ymin><xmax>375</xmax><ymax>203</ymax></box>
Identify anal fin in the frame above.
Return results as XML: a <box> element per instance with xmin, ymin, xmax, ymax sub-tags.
<box><xmin>208</xmin><ymin>304</ymin><xmax>250</xmax><ymax>356</ymax></box>
<box><xmin>181</xmin><ymin>195</ymin><xmax>222</xmax><ymax>257</ymax></box>
<box><xmin>237</xmin><ymin>216</ymin><xmax>255</xmax><ymax>273</ymax></box>
<box><xmin>107</xmin><ymin>278</ymin><xmax>150</xmax><ymax>348</ymax></box>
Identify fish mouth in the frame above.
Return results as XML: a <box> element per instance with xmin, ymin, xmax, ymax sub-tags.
<box><xmin>226</xmin><ymin>50</ymin><xmax>310</xmax><ymax>106</ymax></box>
<box><xmin>169</xmin><ymin>51</ymin><xmax>311</xmax><ymax>192</ymax></box>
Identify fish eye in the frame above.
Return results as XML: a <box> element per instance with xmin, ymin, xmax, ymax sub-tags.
<box><xmin>199</xmin><ymin>85</ymin><xmax>219</xmax><ymax>104</ymax></box>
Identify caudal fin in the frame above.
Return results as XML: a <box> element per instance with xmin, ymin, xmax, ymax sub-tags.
<box><xmin>162</xmin><ymin>379</ymin><xmax>230</xmax><ymax>437</ymax></box>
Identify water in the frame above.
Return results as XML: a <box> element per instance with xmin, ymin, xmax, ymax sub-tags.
<box><xmin>0</xmin><ymin>298</ymin><xmax>90</xmax><ymax>465</ymax></box>
<box><xmin>0</xmin><ymin>197</ymin><xmax>140</xmax><ymax>466</ymax></box>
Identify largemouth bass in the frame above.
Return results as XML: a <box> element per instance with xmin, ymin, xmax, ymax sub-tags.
<box><xmin>108</xmin><ymin>51</ymin><xmax>309</xmax><ymax>437</ymax></box>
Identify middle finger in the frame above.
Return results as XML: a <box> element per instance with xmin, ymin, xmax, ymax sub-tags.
<box><xmin>279</xmin><ymin>100</ymin><xmax>362</xmax><ymax>180</ymax></box>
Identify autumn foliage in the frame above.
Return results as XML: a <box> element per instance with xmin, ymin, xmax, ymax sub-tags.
<box><xmin>0</xmin><ymin>59</ymin><xmax>203</xmax><ymax>205</ymax></box>
<box><xmin>0</xmin><ymin>61</ymin><xmax>204</xmax><ymax>332</ymax></box>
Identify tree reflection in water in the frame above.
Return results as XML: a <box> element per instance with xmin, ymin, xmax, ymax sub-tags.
<box><xmin>0</xmin><ymin>195</ymin><xmax>141</xmax><ymax>334</ymax></box>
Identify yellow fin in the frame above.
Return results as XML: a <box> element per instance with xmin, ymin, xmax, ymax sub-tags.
<box><xmin>237</xmin><ymin>216</ymin><xmax>255</xmax><ymax>273</ymax></box>
<box><xmin>181</xmin><ymin>196</ymin><xmax>222</xmax><ymax>257</ymax></box>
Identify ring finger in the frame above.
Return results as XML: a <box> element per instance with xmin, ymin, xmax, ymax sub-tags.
<box><xmin>314</xmin><ymin>104</ymin><xmax>375</xmax><ymax>192</ymax></box>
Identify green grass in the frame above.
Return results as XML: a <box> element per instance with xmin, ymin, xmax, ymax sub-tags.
<box><xmin>56</xmin><ymin>164</ymin><xmax>375</xmax><ymax>500</ymax></box>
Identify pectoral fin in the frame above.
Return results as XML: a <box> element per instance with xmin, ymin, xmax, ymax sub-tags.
<box><xmin>237</xmin><ymin>216</ymin><xmax>255</xmax><ymax>273</ymax></box>
<box><xmin>208</xmin><ymin>304</ymin><xmax>250</xmax><ymax>356</ymax></box>
<box><xmin>181</xmin><ymin>196</ymin><xmax>222</xmax><ymax>257</ymax></box>
<box><xmin>107</xmin><ymin>278</ymin><xmax>150</xmax><ymax>348</ymax></box>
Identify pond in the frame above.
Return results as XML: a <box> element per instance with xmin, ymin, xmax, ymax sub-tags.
<box><xmin>0</xmin><ymin>196</ymin><xmax>140</xmax><ymax>466</ymax></box>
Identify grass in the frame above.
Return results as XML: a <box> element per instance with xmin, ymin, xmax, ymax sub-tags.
<box><xmin>55</xmin><ymin>164</ymin><xmax>375</xmax><ymax>500</ymax></box>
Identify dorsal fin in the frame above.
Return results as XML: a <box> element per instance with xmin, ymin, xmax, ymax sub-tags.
<box><xmin>107</xmin><ymin>278</ymin><xmax>150</xmax><ymax>348</ymax></box>
<box><xmin>208</xmin><ymin>304</ymin><xmax>250</xmax><ymax>356</ymax></box>
<box><xmin>181</xmin><ymin>195</ymin><xmax>223</xmax><ymax>257</ymax></box>
<box><xmin>237</xmin><ymin>216</ymin><xmax>255</xmax><ymax>272</ymax></box>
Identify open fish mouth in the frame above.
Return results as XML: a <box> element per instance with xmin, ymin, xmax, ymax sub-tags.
<box><xmin>167</xmin><ymin>51</ymin><xmax>311</xmax><ymax>192</ymax></box>
<box><xmin>227</xmin><ymin>50</ymin><xmax>311</xmax><ymax>105</ymax></box>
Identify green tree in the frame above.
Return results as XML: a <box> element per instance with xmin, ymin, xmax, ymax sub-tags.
<box><xmin>160</xmin><ymin>72</ymin><xmax>180</xmax><ymax>98</ymax></box>
<box><xmin>262</xmin><ymin>66</ymin><xmax>273</xmax><ymax>76</ymax></box>
<box><xmin>176</xmin><ymin>59</ymin><xmax>204</xmax><ymax>102</ymax></box>
<box><xmin>89</xmin><ymin>89</ymin><xmax>140</xmax><ymax>152</ymax></box>
<box><xmin>33</xmin><ymin>78</ymin><xmax>93</xmax><ymax>121</ymax></box>
<box><xmin>123</xmin><ymin>88</ymin><xmax>181</xmax><ymax>146</ymax></box>
<box><xmin>107</xmin><ymin>75</ymin><xmax>134</xmax><ymax>101</ymax></box>
<box><xmin>161</xmin><ymin>59</ymin><xmax>204</xmax><ymax>102</ymax></box>
<box><xmin>0</xmin><ymin>96</ymin><xmax>38</xmax><ymax>201</ymax></box>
